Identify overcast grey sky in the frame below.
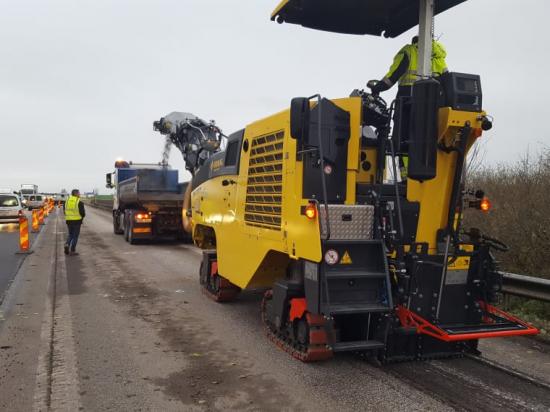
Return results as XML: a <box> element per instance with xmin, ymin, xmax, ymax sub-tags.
<box><xmin>1</xmin><ymin>0</ymin><xmax>548</xmax><ymax>193</ymax></box>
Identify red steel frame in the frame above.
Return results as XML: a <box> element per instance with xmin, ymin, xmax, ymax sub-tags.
<box><xmin>396</xmin><ymin>303</ymin><xmax>539</xmax><ymax>342</ymax></box>
<box><xmin>289</xmin><ymin>298</ymin><xmax>307</xmax><ymax>322</ymax></box>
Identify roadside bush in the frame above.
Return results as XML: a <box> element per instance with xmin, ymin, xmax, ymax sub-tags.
<box><xmin>464</xmin><ymin>150</ymin><xmax>550</xmax><ymax>335</ymax></box>
<box><xmin>464</xmin><ymin>149</ymin><xmax>550</xmax><ymax>280</ymax></box>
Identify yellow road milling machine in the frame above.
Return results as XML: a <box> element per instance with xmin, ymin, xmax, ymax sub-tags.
<box><xmin>154</xmin><ymin>0</ymin><xmax>538</xmax><ymax>362</ymax></box>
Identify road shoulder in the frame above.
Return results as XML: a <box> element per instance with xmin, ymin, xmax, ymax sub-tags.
<box><xmin>0</xmin><ymin>210</ymin><xmax>57</xmax><ymax>411</ymax></box>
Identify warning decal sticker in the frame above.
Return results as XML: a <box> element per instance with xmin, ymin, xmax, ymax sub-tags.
<box><xmin>340</xmin><ymin>251</ymin><xmax>352</xmax><ymax>265</ymax></box>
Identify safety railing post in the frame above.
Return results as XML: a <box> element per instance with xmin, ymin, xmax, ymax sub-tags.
<box><xmin>38</xmin><ymin>207</ymin><xmax>45</xmax><ymax>225</ymax></box>
<box><xmin>16</xmin><ymin>215</ymin><xmax>33</xmax><ymax>254</ymax></box>
<box><xmin>31</xmin><ymin>209</ymin><xmax>39</xmax><ymax>232</ymax></box>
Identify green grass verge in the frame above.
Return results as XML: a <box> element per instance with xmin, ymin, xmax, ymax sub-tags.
<box><xmin>502</xmin><ymin>297</ymin><xmax>549</xmax><ymax>340</ymax></box>
<box><xmin>94</xmin><ymin>195</ymin><xmax>113</xmax><ymax>200</ymax></box>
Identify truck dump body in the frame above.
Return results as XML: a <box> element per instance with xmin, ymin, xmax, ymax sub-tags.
<box><xmin>108</xmin><ymin>164</ymin><xmax>189</xmax><ymax>243</ymax></box>
<box><xmin>118</xmin><ymin>169</ymin><xmax>184</xmax><ymax>209</ymax></box>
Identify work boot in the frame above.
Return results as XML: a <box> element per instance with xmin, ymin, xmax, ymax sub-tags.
<box><xmin>64</xmin><ymin>244</ymin><xmax>69</xmax><ymax>255</ymax></box>
<box><xmin>70</xmin><ymin>250</ymin><xmax>79</xmax><ymax>256</ymax></box>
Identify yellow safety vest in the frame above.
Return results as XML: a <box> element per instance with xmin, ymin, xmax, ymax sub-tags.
<box><xmin>385</xmin><ymin>41</ymin><xmax>448</xmax><ymax>87</ymax></box>
<box><xmin>65</xmin><ymin>196</ymin><xmax>82</xmax><ymax>221</ymax></box>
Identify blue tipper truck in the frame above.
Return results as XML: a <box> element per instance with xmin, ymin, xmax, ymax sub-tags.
<box><xmin>106</xmin><ymin>160</ymin><xmax>188</xmax><ymax>244</ymax></box>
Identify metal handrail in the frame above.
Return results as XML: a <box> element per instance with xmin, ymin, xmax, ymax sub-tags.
<box><xmin>500</xmin><ymin>271</ymin><xmax>550</xmax><ymax>303</ymax></box>
<box><xmin>308</xmin><ymin>94</ymin><xmax>331</xmax><ymax>241</ymax></box>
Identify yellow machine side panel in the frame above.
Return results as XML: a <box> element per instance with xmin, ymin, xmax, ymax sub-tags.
<box><xmin>407</xmin><ymin>108</ymin><xmax>485</xmax><ymax>252</ymax></box>
<box><xmin>192</xmin><ymin>98</ymin><xmax>361</xmax><ymax>288</ymax></box>
<box><xmin>192</xmin><ymin>98</ymin><xmax>364</xmax><ymax>289</ymax></box>
<box><xmin>356</xmin><ymin>148</ymin><xmax>377</xmax><ymax>185</ymax></box>
<box><xmin>191</xmin><ymin>175</ymin><xmax>238</xmax><ymax>246</ymax></box>
<box><xmin>192</xmin><ymin>108</ymin><xmax>327</xmax><ymax>290</ymax></box>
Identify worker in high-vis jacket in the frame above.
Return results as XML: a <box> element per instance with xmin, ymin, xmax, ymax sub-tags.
<box><xmin>63</xmin><ymin>189</ymin><xmax>86</xmax><ymax>255</ymax></box>
<box><xmin>369</xmin><ymin>36</ymin><xmax>448</xmax><ymax>97</ymax></box>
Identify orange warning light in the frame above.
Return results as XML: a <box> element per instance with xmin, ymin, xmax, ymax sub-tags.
<box><xmin>480</xmin><ymin>197</ymin><xmax>491</xmax><ymax>212</ymax></box>
<box><xmin>305</xmin><ymin>203</ymin><xmax>317</xmax><ymax>220</ymax></box>
<box><xmin>135</xmin><ymin>212</ymin><xmax>152</xmax><ymax>223</ymax></box>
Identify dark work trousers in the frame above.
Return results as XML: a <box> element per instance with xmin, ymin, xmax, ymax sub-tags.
<box><xmin>66</xmin><ymin>221</ymin><xmax>82</xmax><ymax>252</ymax></box>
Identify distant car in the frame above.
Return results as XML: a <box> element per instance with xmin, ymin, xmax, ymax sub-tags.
<box><xmin>0</xmin><ymin>194</ymin><xmax>23</xmax><ymax>223</ymax></box>
<box><xmin>27</xmin><ymin>194</ymin><xmax>45</xmax><ymax>210</ymax></box>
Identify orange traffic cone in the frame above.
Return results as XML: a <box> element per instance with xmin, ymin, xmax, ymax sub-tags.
<box><xmin>16</xmin><ymin>215</ymin><xmax>32</xmax><ymax>254</ymax></box>
<box><xmin>31</xmin><ymin>210</ymin><xmax>39</xmax><ymax>232</ymax></box>
<box><xmin>38</xmin><ymin>207</ymin><xmax>45</xmax><ymax>225</ymax></box>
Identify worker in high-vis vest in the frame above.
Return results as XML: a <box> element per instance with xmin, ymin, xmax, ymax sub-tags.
<box><xmin>63</xmin><ymin>189</ymin><xmax>86</xmax><ymax>255</ymax></box>
<box><xmin>369</xmin><ymin>36</ymin><xmax>448</xmax><ymax>97</ymax></box>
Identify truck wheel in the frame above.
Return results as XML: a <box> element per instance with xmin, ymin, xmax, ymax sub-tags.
<box><xmin>124</xmin><ymin>212</ymin><xmax>130</xmax><ymax>242</ymax></box>
<box><xmin>128</xmin><ymin>217</ymin><xmax>137</xmax><ymax>245</ymax></box>
<box><xmin>113</xmin><ymin>212</ymin><xmax>123</xmax><ymax>235</ymax></box>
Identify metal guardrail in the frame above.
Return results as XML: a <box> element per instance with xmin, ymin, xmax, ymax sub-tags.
<box><xmin>82</xmin><ymin>198</ymin><xmax>112</xmax><ymax>211</ymax></box>
<box><xmin>500</xmin><ymin>271</ymin><xmax>550</xmax><ymax>303</ymax></box>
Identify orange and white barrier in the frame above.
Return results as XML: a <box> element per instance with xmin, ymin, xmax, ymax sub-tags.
<box><xmin>31</xmin><ymin>210</ymin><xmax>39</xmax><ymax>232</ymax></box>
<box><xmin>18</xmin><ymin>215</ymin><xmax>30</xmax><ymax>253</ymax></box>
<box><xmin>38</xmin><ymin>207</ymin><xmax>45</xmax><ymax>225</ymax></box>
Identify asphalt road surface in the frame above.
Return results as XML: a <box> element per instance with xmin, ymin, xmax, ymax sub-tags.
<box><xmin>0</xmin><ymin>210</ymin><xmax>39</xmax><ymax>303</ymax></box>
<box><xmin>0</xmin><ymin>207</ymin><xmax>549</xmax><ymax>411</ymax></box>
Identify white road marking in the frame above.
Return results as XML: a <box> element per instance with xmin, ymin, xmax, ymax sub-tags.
<box><xmin>33</xmin><ymin>214</ymin><xmax>82</xmax><ymax>411</ymax></box>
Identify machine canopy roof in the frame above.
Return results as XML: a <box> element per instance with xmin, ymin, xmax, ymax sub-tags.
<box><xmin>271</xmin><ymin>0</ymin><xmax>466</xmax><ymax>38</ymax></box>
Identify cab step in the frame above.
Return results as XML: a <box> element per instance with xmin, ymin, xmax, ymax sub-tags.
<box><xmin>440</xmin><ymin>321</ymin><xmax>528</xmax><ymax>335</ymax></box>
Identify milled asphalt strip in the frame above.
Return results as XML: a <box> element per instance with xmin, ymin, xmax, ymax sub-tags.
<box><xmin>465</xmin><ymin>353</ymin><xmax>550</xmax><ymax>392</ymax></box>
<box><xmin>32</xmin><ymin>214</ymin><xmax>57</xmax><ymax>411</ymax></box>
<box><xmin>33</xmin><ymin>211</ymin><xmax>81</xmax><ymax>411</ymax></box>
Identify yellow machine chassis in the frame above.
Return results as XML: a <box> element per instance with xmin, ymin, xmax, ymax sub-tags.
<box><xmin>190</xmin><ymin>97</ymin><xmax>485</xmax><ymax>290</ymax></box>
